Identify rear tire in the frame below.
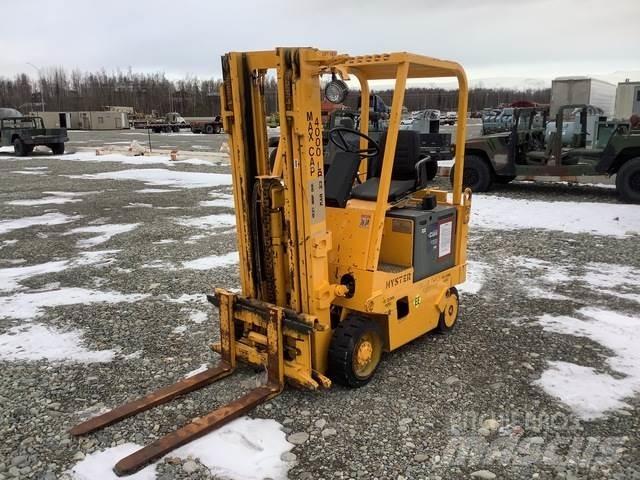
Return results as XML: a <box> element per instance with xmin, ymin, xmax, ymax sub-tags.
<box><xmin>328</xmin><ymin>315</ymin><xmax>383</xmax><ymax>388</ymax></box>
<box><xmin>13</xmin><ymin>138</ymin><xmax>27</xmax><ymax>157</ymax></box>
<box><xmin>450</xmin><ymin>154</ymin><xmax>493</xmax><ymax>192</ymax></box>
<box><xmin>204</xmin><ymin>124</ymin><xmax>215</xmax><ymax>134</ymax></box>
<box><xmin>616</xmin><ymin>157</ymin><xmax>640</xmax><ymax>204</ymax></box>
<box><xmin>51</xmin><ymin>143</ymin><xmax>65</xmax><ymax>155</ymax></box>
<box><xmin>213</xmin><ymin>124</ymin><xmax>221</xmax><ymax>134</ymax></box>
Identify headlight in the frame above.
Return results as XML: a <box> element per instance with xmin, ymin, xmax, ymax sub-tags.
<box><xmin>324</xmin><ymin>77</ymin><xmax>348</xmax><ymax>104</ymax></box>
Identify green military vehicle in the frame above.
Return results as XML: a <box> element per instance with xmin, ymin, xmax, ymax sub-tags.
<box><xmin>452</xmin><ymin>105</ymin><xmax>640</xmax><ymax>203</ymax></box>
<box><xmin>0</xmin><ymin>108</ymin><xmax>68</xmax><ymax>156</ymax></box>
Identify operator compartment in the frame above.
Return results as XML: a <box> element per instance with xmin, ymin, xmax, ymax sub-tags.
<box><xmin>380</xmin><ymin>203</ymin><xmax>457</xmax><ymax>281</ymax></box>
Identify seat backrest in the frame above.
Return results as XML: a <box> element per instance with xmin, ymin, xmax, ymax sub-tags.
<box><xmin>374</xmin><ymin>130</ymin><xmax>421</xmax><ymax>181</ymax></box>
<box><xmin>324</xmin><ymin>151</ymin><xmax>361</xmax><ymax>208</ymax></box>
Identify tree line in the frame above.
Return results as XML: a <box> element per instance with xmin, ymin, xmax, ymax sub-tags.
<box><xmin>0</xmin><ymin>67</ymin><xmax>550</xmax><ymax>116</ymax></box>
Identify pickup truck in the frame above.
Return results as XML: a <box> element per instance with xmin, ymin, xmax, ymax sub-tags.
<box><xmin>0</xmin><ymin>108</ymin><xmax>67</xmax><ymax>156</ymax></box>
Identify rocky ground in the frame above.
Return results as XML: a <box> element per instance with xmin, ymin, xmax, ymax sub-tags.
<box><xmin>0</xmin><ymin>147</ymin><xmax>638</xmax><ymax>480</ymax></box>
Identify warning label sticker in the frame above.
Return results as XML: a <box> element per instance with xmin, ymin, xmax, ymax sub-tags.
<box><xmin>438</xmin><ymin>220</ymin><xmax>453</xmax><ymax>258</ymax></box>
<box><xmin>309</xmin><ymin>177</ymin><xmax>325</xmax><ymax>224</ymax></box>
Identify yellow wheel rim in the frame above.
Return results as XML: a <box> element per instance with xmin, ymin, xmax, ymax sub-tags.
<box><xmin>443</xmin><ymin>291</ymin><xmax>459</xmax><ymax>328</ymax></box>
<box><xmin>352</xmin><ymin>331</ymin><xmax>382</xmax><ymax>379</ymax></box>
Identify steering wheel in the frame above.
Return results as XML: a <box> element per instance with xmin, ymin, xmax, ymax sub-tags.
<box><xmin>328</xmin><ymin>127</ymin><xmax>380</xmax><ymax>158</ymax></box>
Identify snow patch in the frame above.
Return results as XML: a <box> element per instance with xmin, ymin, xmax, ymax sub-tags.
<box><xmin>189</xmin><ymin>310</ymin><xmax>208</xmax><ymax>324</ymax></box>
<box><xmin>64</xmin><ymin>223</ymin><xmax>139</xmax><ymax>248</ymax></box>
<box><xmin>69</xmin><ymin>168</ymin><xmax>232</xmax><ymax>189</ymax></box>
<box><xmin>535</xmin><ymin>308</ymin><xmax>640</xmax><ymax>419</ymax></box>
<box><xmin>0</xmin><ymin>288</ymin><xmax>148</xmax><ymax>320</ymax></box>
<box><xmin>172</xmin><ymin>325</ymin><xmax>187</xmax><ymax>334</ymax></box>
<box><xmin>458</xmin><ymin>260</ymin><xmax>487</xmax><ymax>295</ymax></box>
<box><xmin>182</xmin><ymin>252</ymin><xmax>239</xmax><ymax>270</ymax></box>
<box><xmin>0</xmin><ymin>212</ymin><xmax>80</xmax><ymax>235</ymax></box>
<box><xmin>471</xmin><ymin>195</ymin><xmax>640</xmax><ymax>237</ymax></box>
<box><xmin>0</xmin><ymin>324</ymin><xmax>117</xmax><ymax>363</ymax></box>
<box><xmin>184</xmin><ymin>363</ymin><xmax>208</xmax><ymax>378</ymax></box>
<box><xmin>69</xmin><ymin>418</ymin><xmax>293</xmax><ymax>480</ymax></box>
<box><xmin>6</xmin><ymin>195</ymin><xmax>82</xmax><ymax>206</ymax></box>
<box><xmin>175</xmin><ymin>214</ymin><xmax>236</xmax><ymax>230</ymax></box>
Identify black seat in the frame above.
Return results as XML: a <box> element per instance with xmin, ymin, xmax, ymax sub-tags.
<box><xmin>324</xmin><ymin>151</ymin><xmax>362</xmax><ymax>208</ymax></box>
<box><xmin>351</xmin><ymin>130</ymin><xmax>426</xmax><ymax>202</ymax></box>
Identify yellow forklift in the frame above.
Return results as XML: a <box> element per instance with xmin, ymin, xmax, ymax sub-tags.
<box><xmin>71</xmin><ymin>48</ymin><xmax>471</xmax><ymax>475</ymax></box>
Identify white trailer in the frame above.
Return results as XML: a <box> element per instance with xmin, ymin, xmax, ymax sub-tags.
<box><xmin>614</xmin><ymin>80</ymin><xmax>640</xmax><ymax>120</ymax></box>
<box><xmin>550</xmin><ymin>77</ymin><xmax>616</xmax><ymax>117</ymax></box>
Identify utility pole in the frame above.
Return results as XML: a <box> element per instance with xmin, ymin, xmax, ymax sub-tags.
<box><xmin>27</xmin><ymin>63</ymin><xmax>45</xmax><ymax>112</ymax></box>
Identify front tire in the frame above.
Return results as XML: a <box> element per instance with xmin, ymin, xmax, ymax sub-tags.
<box><xmin>450</xmin><ymin>154</ymin><xmax>493</xmax><ymax>192</ymax></box>
<box><xmin>328</xmin><ymin>315</ymin><xmax>383</xmax><ymax>387</ymax></box>
<box><xmin>13</xmin><ymin>138</ymin><xmax>27</xmax><ymax>156</ymax></box>
<box><xmin>436</xmin><ymin>287</ymin><xmax>459</xmax><ymax>334</ymax></box>
<box><xmin>616</xmin><ymin>157</ymin><xmax>640</xmax><ymax>204</ymax></box>
<box><xmin>51</xmin><ymin>143</ymin><xmax>65</xmax><ymax>155</ymax></box>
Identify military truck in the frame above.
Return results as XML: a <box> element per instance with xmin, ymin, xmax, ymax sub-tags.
<box><xmin>451</xmin><ymin>105</ymin><xmax>640</xmax><ymax>203</ymax></box>
<box><xmin>0</xmin><ymin>108</ymin><xmax>68</xmax><ymax>156</ymax></box>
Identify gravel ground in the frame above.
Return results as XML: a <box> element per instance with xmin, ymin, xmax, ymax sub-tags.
<box><xmin>0</xmin><ymin>146</ymin><xmax>638</xmax><ymax>480</ymax></box>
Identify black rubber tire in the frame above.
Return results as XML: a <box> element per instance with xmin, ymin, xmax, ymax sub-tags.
<box><xmin>450</xmin><ymin>154</ymin><xmax>493</xmax><ymax>192</ymax></box>
<box><xmin>152</xmin><ymin>127</ymin><xmax>161</xmax><ymax>133</ymax></box>
<box><xmin>13</xmin><ymin>138</ymin><xmax>27</xmax><ymax>157</ymax></box>
<box><xmin>268</xmin><ymin>147</ymin><xmax>278</xmax><ymax>171</ymax></box>
<box><xmin>426</xmin><ymin>159</ymin><xmax>438</xmax><ymax>180</ymax></box>
<box><xmin>616</xmin><ymin>157</ymin><xmax>640</xmax><ymax>204</ymax></box>
<box><xmin>172</xmin><ymin>126</ymin><xmax>180</xmax><ymax>132</ymax></box>
<box><xmin>436</xmin><ymin>287</ymin><xmax>459</xmax><ymax>334</ymax></box>
<box><xmin>51</xmin><ymin>143</ymin><xmax>65</xmax><ymax>155</ymax></box>
<box><xmin>213</xmin><ymin>124</ymin><xmax>221</xmax><ymax>134</ymax></box>
<box><xmin>204</xmin><ymin>124</ymin><xmax>215</xmax><ymax>134</ymax></box>
<box><xmin>328</xmin><ymin>315</ymin><xmax>383</xmax><ymax>388</ymax></box>
<box><xmin>494</xmin><ymin>175</ymin><xmax>516</xmax><ymax>184</ymax></box>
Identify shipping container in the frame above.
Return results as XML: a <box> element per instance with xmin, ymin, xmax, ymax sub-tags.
<box><xmin>550</xmin><ymin>77</ymin><xmax>616</xmax><ymax>117</ymax></box>
<box><xmin>614</xmin><ymin>81</ymin><xmax>640</xmax><ymax>120</ymax></box>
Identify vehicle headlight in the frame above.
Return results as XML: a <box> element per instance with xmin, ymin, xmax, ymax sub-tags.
<box><xmin>324</xmin><ymin>77</ymin><xmax>349</xmax><ymax>104</ymax></box>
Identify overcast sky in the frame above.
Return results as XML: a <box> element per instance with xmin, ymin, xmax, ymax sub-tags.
<box><xmin>3</xmin><ymin>0</ymin><xmax>639</xmax><ymax>87</ymax></box>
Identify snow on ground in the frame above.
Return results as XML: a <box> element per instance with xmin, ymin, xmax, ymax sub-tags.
<box><xmin>54</xmin><ymin>151</ymin><xmax>217</xmax><ymax>167</ymax></box>
<box><xmin>0</xmin><ymin>260</ymin><xmax>69</xmax><ymax>292</ymax></box>
<box><xmin>172</xmin><ymin>325</ymin><xmax>187</xmax><ymax>334</ymax></box>
<box><xmin>534</xmin><ymin>308</ymin><xmax>640</xmax><ymax>420</ymax></box>
<box><xmin>199</xmin><ymin>198</ymin><xmax>235</xmax><ymax>208</ymax></box>
<box><xmin>69</xmin><ymin>418</ymin><xmax>293</xmax><ymax>480</ymax></box>
<box><xmin>458</xmin><ymin>260</ymin><xmax>488</xmax><ymax>294</ymax></box>
<box><xmin>64</xmin><ymin>223</ymin><xmax>139</xmax><ymax>248</ymax></box>
<box><xmin>0</xmin><ymin>324</ymin><xmax>117</xmax><ymax>363</ymax></box>
<box><xmin>200</xmin><ymin>193</ymin><xmax>235</xmax><ymax>208</ymax></box>
<box><xmin>0</xmin><ymin>250</ymin><xmax>119</xmax><ymax>293</ymax></box>
<box><xmin>582</xmin><ymin>262</ymin><xmax>640</xmax><ymax>304</ymax></box>
<box><xmin>175</xmin><ymin>214</ymin><xmax>236</xmax><ymax>230</ymax></box>
<box><xmin>184</xmin><ymin>363</ymin><xmax>208</xmax><ymax>378</ymax></box>
<box><xmin>11</xmin><ymin>170</ymin><xmax>47</xmax><ymax>175</ymax></box>
<box><xmin>69</xmin><ymin>168</ymin><xmax>232</xmax><ymax>190</ymax></box>
<box><xmin>69</xmin><ymin>443</ymin><xmax>158</xmax><ymax>480</ymax></box>
<box><xmin>0</xmin><ymin>287</ymin><xmax>148</xmax><ymax>321</ymax></box>
<box><xmin>163</xmin><ymin>293</ymin><xmax>208</xmax><ymax>305</ymax></box>
<box><xmin>182</xmin><ymin>251</ymin><xmax>239</xmax><ymax>270</ymax></box>
<box><xmin>6</xmin><ymin>195</ymin><xmax>83</xmax><ymax>206</ymax></box>
<box><xmin>471</xmin><ymin>195</ymin><xmax>640</xmax><ymax>237</ymax></box>
<box><xmin>0</xmin><ymin>212</ymin><xmax>81</xmax><ymax>235</ymax></box>
<box><xmin>135</xmin><ymin>188</ymin><xmax>178</xmax><ymax>194</ymax></box>
<box><xmin>188</xmin><ymin>310</ymin><xmax>208</xmax><ymax>324</ymax></box>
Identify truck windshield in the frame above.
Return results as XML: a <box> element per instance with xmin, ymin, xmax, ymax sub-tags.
<box><xmin>2</xmin><ymin>117</ymin><xmax>44</xmax><ymax>129</ymax></box>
